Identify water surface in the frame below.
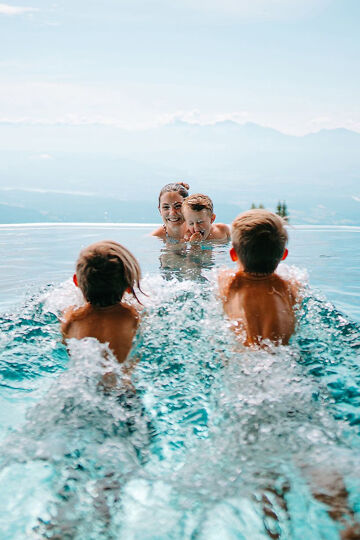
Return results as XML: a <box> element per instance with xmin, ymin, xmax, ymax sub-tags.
<box><xmin>0</xmin><ymin>224</ymin><xmax>359</xmax><ymax>539</ymax></box>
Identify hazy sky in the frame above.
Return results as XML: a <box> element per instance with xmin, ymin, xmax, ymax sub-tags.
<box><xmin>0</xmin><ymin>0</ymin><xmax>359</xmax><ymax>135</ymax></box>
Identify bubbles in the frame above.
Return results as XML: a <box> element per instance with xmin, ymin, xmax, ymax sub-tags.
<box><xmin>0</xmin><ymin>338</ymin><xmax>152</xmax><ymax>539</ymax></box>
<box><xmin>0</xmin><ymin>289</ymin><xmax>69</xmax><ymax>443</ymax></box>
<box><xmin>41</xmin><ymin>278</ymin><xmax>85</xmax><ymax>315</ymax></box>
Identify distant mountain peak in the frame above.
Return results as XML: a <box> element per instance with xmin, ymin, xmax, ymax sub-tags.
<box><xmin>166</xmin><ymin>117</ymin><xmax>286</xmax><ymax>134</ymax></box>
<box><xmin>305</xmin><ymin>127</ymin><xmax>360</xmax><ymax>138</ymax></box>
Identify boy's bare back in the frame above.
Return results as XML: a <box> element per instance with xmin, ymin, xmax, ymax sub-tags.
<box><xmin>220</xmin><ymin>209</ymin><xmax>300</xmax><ymax>347</ymax></box>
<box><xmin>219</xmin><ymin>269</ymin><xmax>297</xmax><ymax>346</ymax></box>
<box><xmin>61</xmin><ymin>303</ymin><xmax>139</xmax><ymax>363</ymax></box>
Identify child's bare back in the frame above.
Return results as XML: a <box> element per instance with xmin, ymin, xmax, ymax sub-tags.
<box><xmin>61</xmin><ymin>302</ymin><xmax>139</xmax><ymax>363</ymax></box>
<box><xmin>219</xmin><ymin>209</ymin><xmax>299</xmax><ymax>347</ymax></box>
<box><xmin>60</xmin><ymin>240</ymin><xmax>142</xmax><ymax>365</ymax></box>
<box><xmin>219</xmin><ymin>269</ymin><xmax>297</xmax><ymax>346</ymax></box>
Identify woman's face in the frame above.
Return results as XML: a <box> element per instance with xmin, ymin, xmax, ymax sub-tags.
<box><xmin>159</xmin><ymin>191</ymin><xmax>185</xmax><ymax>231</ymax></box>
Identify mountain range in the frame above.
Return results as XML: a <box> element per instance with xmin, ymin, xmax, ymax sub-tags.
<box><xmin>0</xmin><ymin>121</ymin><xmax>359</xmax><ymax>224</ymax></box>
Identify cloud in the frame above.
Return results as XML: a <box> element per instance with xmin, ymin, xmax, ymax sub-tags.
<box><xmin>0</xmin><ymin>81</ymin><xmax>153</xmax><ymax>129</ymax></box>
<box><xmin>0</xmin><ymin>3</ymin><xmax>39</xmax><ymax>15</ymax></box>
<box><xmin>352</xmin><ymin>196</ymin><xmax>360</xmax><ymax>203</ymax></box>
<box><xmin>180</xmin><ymin>0</ymin><xmax>331</xmax><ymax>20</ymax></box>
<box><xmin>0</xmin><ymin>187</ymin><xmax>97</xmax><ymax>196</ymax></box>
<box><xmin>311</xmin><ymin>116</ymin><xmax>332</xmax><ymax>125</ymax></box>
<box><xmin>0</xmin><ymin>80</ymin><xmax>358</xmax><ymax>136</ymax></box>
<box><xmin>31</xmin><ymin>153</ymin><xmax>53</xmax><ymax>160</ymax></box>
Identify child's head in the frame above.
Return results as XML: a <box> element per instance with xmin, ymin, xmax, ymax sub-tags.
<box><xmin>74</xmin><ymin>241</ymin><xmax>141</xmax><ymax>307</ymax></box>
<box><xmin>182</xmin><ymin>193</ymin><xmax>215</xmax><ymax>239</ymax></box>
<box><xmin>231</xmin><ymin>209</ymin><xmax>288</xmax><ymax>274</ymax></box>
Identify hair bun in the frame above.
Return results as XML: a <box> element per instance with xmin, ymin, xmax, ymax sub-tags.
<box><xmin>178</xmin><ymin>182</ymin><xmax>190</xmax><ymax>190</ymax></box>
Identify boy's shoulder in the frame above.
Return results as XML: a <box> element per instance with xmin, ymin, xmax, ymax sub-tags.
<box><xmin>61</xmin><ymin>304</ymin><xmax>88</xmax><ymax>326</ymax></box>
<box><xmin>115</xmin><ymin>302</ymin><xmax>141</xmax><ymax>323</ymax></box>
<box><xmin>96</xmin><ymin>302</ymin><xmax>140</xmax><ymax>328</ymax></box>
<box><xmin>277</xmin><ymin>274</ymin><xmax>303</xmax><ymax>306</ymax></box>
<box><xmin>218</xmin><ymin>268</ymin><xmax>237</xmax><ymax>298</ymax></box>
<box><xmin>211</xmin><ymin>222</ymin><xmax>231</xmax><ymax>240</ymax></box>
<box><xmin>61</xmin><ymin>302</ymin><xmax>140</xmax><ymax>326</ymax></box>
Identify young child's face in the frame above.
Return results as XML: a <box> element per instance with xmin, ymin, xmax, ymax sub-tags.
<box><xmin>183</xmin><ymin>207</ymin><xmax>215</xmax><ymax>240</ymax></box>
<box><xmin>159</xmin><ymin>192</ymin><xmax>185</xmax><ymax>229</ymax></box>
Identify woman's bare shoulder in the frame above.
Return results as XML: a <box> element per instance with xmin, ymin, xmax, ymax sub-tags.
<box><xmin>151</xmin><ymin>226</ymin><xmax>165</xmax><ymax>238</ymax></box>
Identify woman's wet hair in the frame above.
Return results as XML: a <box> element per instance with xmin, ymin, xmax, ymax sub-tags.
<box><xmin>231</xmin><ymin>209</ymin><xmax>288</xmax><ymax>274</ymax></box>
<box><xmin>158</xmin><ymin>182</ymin><xmax>190</xmax><ymax>206</ymax></box>
<box><xmin>76</xmin><ymin>240</ymin><xmax>142</xmax><ymax>307</ymax></box>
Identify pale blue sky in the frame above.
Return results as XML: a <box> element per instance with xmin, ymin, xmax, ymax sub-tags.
<box><xmin>0</xmin><ymin>0</ymin><xmax>359</xmax><ymax>135</ymax></box>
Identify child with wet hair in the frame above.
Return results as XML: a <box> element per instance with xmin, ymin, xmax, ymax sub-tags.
<box><xmin>218</xmin><ymin>209</ymin><xmax>299</xmax><ymax>346</ymax></box>
<box><xmin>61</xmin><ymin>240</ymin><xmax>142</xmax><ymax>364</ymax></box>
<box><xmin>182</xmin><ymin>193</ymin><xmax>230</xmax><ymax>243</ymax></box>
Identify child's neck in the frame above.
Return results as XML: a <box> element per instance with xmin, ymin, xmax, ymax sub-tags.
<box><xmin>90</xmin><ymin>303</ymin><xmax>120</xmax><ymax>311</ymax></box>
<box><xmin>240</xmin><ymin>268</ymin><xmax>275</xmax><ymax>279</ymax></box>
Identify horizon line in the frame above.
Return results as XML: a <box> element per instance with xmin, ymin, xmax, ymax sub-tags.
<box><xmin>0</xmin><ymin>222</ymin><xmax>360</xmax><ymax>231</ymax></box>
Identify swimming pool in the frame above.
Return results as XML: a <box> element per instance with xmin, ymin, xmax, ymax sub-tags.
<box><xmin>0</xmin><ymin>224</ymin><xmax>359</xmax><ymax>539</ymax></box>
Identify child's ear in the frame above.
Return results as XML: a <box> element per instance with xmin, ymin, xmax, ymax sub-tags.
<box><xmin>230</xmin><ymin>247</ymin><xmax>238</xmax><ymax>262</ymax></box>
<box><xmin>73</xmin><ymin>274</ymin><xmax>79</xmax><ymax>287</ymax></box>
<box><xmin>211</xmin><ymin>213</ymin><xmax>216</xmax><ymax>224</ymax></box>
<box><xmin>281</xmin><ymin>248</ymin><xmax>288</xmax><ymax>261</ymax></box>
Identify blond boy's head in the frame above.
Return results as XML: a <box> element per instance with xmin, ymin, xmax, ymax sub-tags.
<box><xmin>75</xmin><ymin>240</ymin><xmax>141</xmax><ymax>307</ymax></box>
<box><xmin>182</xmin><ymin>194</ymin><xmax>213</xmax><ymax>215</ymax></box>
<box><xmin>231</xmin><ymin>209</ymin><xmax>288</xmax><ymax>274</ymax></box>
<box><xmin>182</xmin><ymin>194</ymin><xmax>215</xmax><ymax>239</ymax></box>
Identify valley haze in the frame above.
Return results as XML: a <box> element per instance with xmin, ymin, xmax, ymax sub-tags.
<box><xmin>0</xmin><ymin>121</ymin><xmax>359</xmax><ymax>225</ymax></box>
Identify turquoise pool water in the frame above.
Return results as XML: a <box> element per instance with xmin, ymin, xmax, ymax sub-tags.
<box><xmin>0</xmin><ymin>224</ymin><xmax>359</xmax><ymax>539</ymax></box>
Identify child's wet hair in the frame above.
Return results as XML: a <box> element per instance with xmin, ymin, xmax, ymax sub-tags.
<box><xmin>158</xmin><ymin>182</ymin><xmax>190</xmax><ymax>206</ymax></box>
<box><xmin>182</xmin><ymin>193</ymin><xmax>213</xmax><ymax>215</ymax></box>
<box><xmin>231</xmin><ymin>209</ymin><xmax>288</xmax><ymax>274</ymax></box>
<box><xmin>76</xmin><ymin>240</ymin><xmax>142</xmax><ymax>307</ymax></box>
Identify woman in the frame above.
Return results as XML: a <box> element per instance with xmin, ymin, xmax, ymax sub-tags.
<box><xmin>152</xmin><ymin>182</ymin><xmax>190</xmax><ymax>242</ymax></box>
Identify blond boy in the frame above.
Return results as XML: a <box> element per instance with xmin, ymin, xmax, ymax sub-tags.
<box><xmin>182</xmin><ymin>194</ymin><xmax>230</xmax><ymax>243</ymax></box>
<box><xmin>218</xmin><ymin>209</ymin><xmax>299</xmax><ymax>346</ymax></box>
